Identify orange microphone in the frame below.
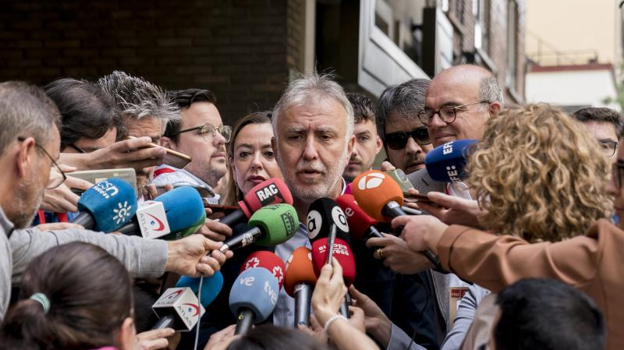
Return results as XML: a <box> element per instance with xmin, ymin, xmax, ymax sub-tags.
<box><xmin>284</xmin><ymin>247</ymin><xmax>318</xmax><ymax>327</ymax></box>
<box><xmin>352</xmin><ymin>170</ymin><xmax>441</xmax><ymax>269</ymax></box>
<box><xmin>352</xmin><ymin>170</ymin><xmax>405</xmax><ymax>222</ymax></box>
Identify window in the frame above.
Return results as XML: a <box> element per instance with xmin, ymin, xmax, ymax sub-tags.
<box><xmin>473</xmin><ymin>0</ymin><xmax>490</xmax><ymax>53</ymax></box>
<box><xmin>506</xmin><ymin>0</ymin><xmax>518</xmax><ymax>88</ymax></box>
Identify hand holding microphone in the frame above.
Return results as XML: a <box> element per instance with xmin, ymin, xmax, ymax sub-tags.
<box><xmin>310</xmin><ymin>259</ymin><xmax>348</xmax><ymax>327</ymax></box>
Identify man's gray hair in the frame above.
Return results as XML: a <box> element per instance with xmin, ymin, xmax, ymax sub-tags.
<box><xmin>272</xmin><ymin>73</ymin><xmax>354</xmax><ymax>141</ymax></box>
<box><xmin>376</xmin><ymin>79</ymin><xmax>430</xmax><ymax>143</ymax></box>
<box><xmin>479</xmin><ymin>76</ymin><xmax>504</xmax><ymax>106</ymax></box>
<box><xmin>97</xmin><ymin>71</ymin><xmax>179</xmax><ymax>134</ymax></box>
<box><xmin>0</xmin><ymin>81</ymin><xmax>61</xmax><ymax>154</ymax></box>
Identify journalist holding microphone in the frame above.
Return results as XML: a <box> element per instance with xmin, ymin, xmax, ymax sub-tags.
<box><xmin>0</xmin><ymin>82</ymin><xmax>231</xmax><ymax>321</ymax></box>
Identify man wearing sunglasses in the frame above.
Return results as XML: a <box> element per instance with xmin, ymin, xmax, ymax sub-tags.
<box><xmin>377</xmin><ymin>79</ymin><xmax>434</xmax><ymax>175</ymax></box>
<box><xmin>155</xmin><ymin>89</ymin><xmax>231</xmax><ymax>205</ymax></box>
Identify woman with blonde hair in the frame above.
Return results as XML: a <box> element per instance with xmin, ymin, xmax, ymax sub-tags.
<box><xmin>466</xmin><ymin>103</ymin><xmax>611</xmax><ymax>242</ymax></box>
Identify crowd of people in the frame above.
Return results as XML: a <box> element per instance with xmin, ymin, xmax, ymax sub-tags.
<box><xmin>0</xmin><ymin>63</ymin><xmax>620</xmax><ymax>350</ymax></box>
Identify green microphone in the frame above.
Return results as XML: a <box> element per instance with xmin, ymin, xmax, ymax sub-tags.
<box><xmin>162</xmin><ymin>211</ymin><xmax>206</xmax><ymax>241</ymax></box>
<box><xmin>219</xmin><ymin>204</ymin><xmax>298</xmax><ymax>252</ymax></box>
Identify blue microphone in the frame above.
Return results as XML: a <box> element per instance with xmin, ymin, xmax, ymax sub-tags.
<box><xmin>175</xmin><ymin>272</ymin><xmax>224</xmax><ymax>308</ymax></box>
<box><xmin>71</xmin><ymin>178</ymin><xmax>137</xmax><ymax>232</ymax></box>
<box><xmin>118</xmin><ymin>186</ymin><xmax>205</xmax><ymax>237</ymax></box>
<box><xmin>424</xmin><ymin>139</ymin><xmax>478</xmax><ymax>183</ymax></box>
<box><xmin>229</xmin><ymin>267</ymin><xmax>279</xmax><ymax>335</ymax></box>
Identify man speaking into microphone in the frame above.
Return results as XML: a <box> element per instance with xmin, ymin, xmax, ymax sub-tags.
<box><xmin>270</xmin><ymin>73</ymin><xmax>438</xmax><ymax>350</ymax></box>
<box><xmin>0</xmin><ymin>82</ymin><xmax>230</xmax><ymax>321</ymax></box>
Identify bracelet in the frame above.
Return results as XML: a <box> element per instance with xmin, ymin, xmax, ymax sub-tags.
<box><xmin>323</xmin><ymin>314</ymin><xmax>348</xmax><ymax>333</ymax></box>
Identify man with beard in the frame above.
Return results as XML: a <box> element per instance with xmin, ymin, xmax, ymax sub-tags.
<box><xmin>376</xmin><ymin>79</ymin><xmax>433</xmax><ymax>175</ymax></box>
<box><xmin>270</xmin><ymin>74</ymin><xmax>439</xmax><ymax>350</ymax></box>
<box><xmin>0</xmin><ymin>82</ymin><xmax>229</xmax><ymax>320</ymax></box>
<box><xmin>97</xmin><ymin>71</ymin><xmax>179</xmax><ymax>198</ymax></box>
<box><xmin>342</xmin><ymin>93</ymin><xmax>383</xmax><ymax>182</ymax></box>
<box><xmin>155</xmin><ymin>89</ymin><xmax>230</xmax><ymax>205</ymax></box>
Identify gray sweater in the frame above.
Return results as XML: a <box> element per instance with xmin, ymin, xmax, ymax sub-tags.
<box><xmin>1</xmin><ymin>206</ymin><xmax>168</xmax><ymax>320</ymax></box>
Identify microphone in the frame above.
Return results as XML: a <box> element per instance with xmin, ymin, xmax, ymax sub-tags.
<box><xmin>310</xmin><ymin>229</ymin><xmax>356</xmax><ymax>287</ymax></box>
<box><xmin>352</xmin><ymin>170</ymin><xmax>406</xmax><ymax>222</ymax></box>
<box><xmin>219</xmin><ymin>178</ymin><xmax>293</xmax><ymax>227</ymax></box>
<box><xmin>151</xmin><ymin>287</ymin><xmax>206</xmax><ymax>331</ymax></box>
<box><xmin>162</xmin><ymin>211</ymin><xmax>206</xmax><ymax>241</ymax></box>
<box><xmin>306</xmin><ymin>197</ymin><xmax>350</xmax><ymax>242</ymax></box>
<box><xmin>229</xmin><ymin>267</ymin><xmax>280</xmax><ymax>335</ymax></box>
<box><xmin>285</xmin><ymin>247</ymin><xmax>317</xmax><ymax>327</ymax></box>
<box><xmin>352</xmin><ymin>170</ymin><xmax>441</xmax><ymax>268</ymax></box>
<box><xmin>175</xmin><ymin>272</ymin><xmax>224</xmax><ymax>308</ymax></box>
<box><xmin>117</xmin><ymin>186</ymin><xmax>205</xmax><ymax>238</ymax></box>
<box><xmin>71</xmin><ymin>178</ymin><xmax>137</xmax><ymax>232</ymax></box>
<box><xmin>336</xmin><ymin>194</ymin><xmax>383</xmax><ymax>241</ymax></box>
<box><xmin>219</xmin><ymin>204</ymin><xmax>298</xmax><ymax>252</ymax></box>
<box><xmin>240</xmin><ymin>251</ymin><xmax>286</xmax><ymax>290</ymax></box>
<box><xmin>424</xmin><ymin>139</ymin><xmax>477</xmax><ymax>183</ymax></box>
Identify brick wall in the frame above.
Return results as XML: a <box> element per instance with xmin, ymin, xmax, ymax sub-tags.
<box><xmin>0</xmin><ymin>0</ymin><xmax>294</xmax><ymax>125</ymax></box>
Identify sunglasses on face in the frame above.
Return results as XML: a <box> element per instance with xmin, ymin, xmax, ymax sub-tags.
<box><xmin>384</xmin><ymin>127</ymin><xmax>432</xmax><ymax>150</ymax></box>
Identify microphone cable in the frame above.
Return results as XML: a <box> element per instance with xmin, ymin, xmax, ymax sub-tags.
<box><xmin>193</xmin><ymin>275</ymin><xmax>205</xmax><ymax>350</ymax></box>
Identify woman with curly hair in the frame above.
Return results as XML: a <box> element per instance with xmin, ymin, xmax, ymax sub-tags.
<box><xmin>466</xmin><ymin>103</ymin><xmax>611</xmax><ymax>242</ymax></box>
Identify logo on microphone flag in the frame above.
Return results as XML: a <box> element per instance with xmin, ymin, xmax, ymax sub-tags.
<box><xmin>182</xmin><ymin>303</ymin><xmax>200</xmax><ymax>316</ymax></box>
<box><xmin>357</xmin><ymin>172</ymin><xmax>385</xmax><ymax>190</ymax></box>
<box><xmin>146</xmin><ymin>213</ymin><xmax>165</xmax><ymax>231</ymax></box>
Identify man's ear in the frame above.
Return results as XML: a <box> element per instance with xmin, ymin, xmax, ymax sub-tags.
<box><xmin>489</xmin><ymin>102</ymin><xmax>503</xmax><ymax>117</ymax></box>
<box><xmin>347</xmin><ymin>134</ymin><xmax>356</xmax><ymax>159</ymax></box>
<box><xmin>160</xmin><ymin>136</ymin><xmax>174</xmax><ymax>150</ymax></box>
<box><xmin>374</xmin><ymin>135</ymin><xmax>383</xmax><ymax>155</ymax></box>
<box><xmin>16</xmin><ymin>137</ymin><xmax>36</xmax><ymax>179</ymax></box>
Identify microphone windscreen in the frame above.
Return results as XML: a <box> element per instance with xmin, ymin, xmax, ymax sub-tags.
<box><xmin>175</xmin><ymin>272</ymin><xmax>224</xmax><ymax>308</ymax></box>
<box><xmin>352</xmin><ymin>170</ymin><xmax>404</xmax><ymax>222</ymax></box>
<box><xmin>311</xmin><ymin>237</ymin><xmax>356</xmax><ymax>287</ymax></box>
<box><xmin>306</xmin><ymin>198</ymin><xmax>350</xmax><ymax>242</ymax></box>
<box><xmin>162</xmin><ymin>211</ymin><xmax>206</xmax><ymax>240</ymax></box>
<box><xmin>425</xmin><ymin>139</ymin><xmax>477</xmax><ymax>183</ymax></box>
<box><xmin>336</xmin><ymin>194</ymin><xmax>378</xmax><ymax>241</ymax></box>
<box><xmin>154</xmin><ymin>186</ymin><xmax>205</xmax><ymax>233</ymax></box>
<box><xmin>242</xmin><ymin>178</ymin><xmax>293</xmax><ymax>216</ymax></box>
<box><xmin>241</xmin><ymin>251</ymin><xmax>286</xmax><ymax>290</ymax></box>
<box><xmin>284</xmin><ymin>247</ymin><xmax>317</xmax><ymax>297</ymax></box>
<box><xmin>344</xmin><ymin>183</ymin><xmax>353</xmax><ymax>195</ymax></box>
<box><xmin>77</xmin><ymin>178</ymin><xmax>137</xmax><ymax>232</ymax></box>
<box><xmin>248</xmin><ymin>204</ymin><xmax>298</xmax><ymax>246</ymax></box>
<box><xmin>229</xmin><ymin>268</ymin><xmax>279</xmax><ymax>324</ymax></box>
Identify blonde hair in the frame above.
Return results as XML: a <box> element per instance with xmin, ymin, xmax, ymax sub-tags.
<box><xmin>467</xmin><ymin>104</ymin><xmax>611</xmax><ymax>242</ymax></box>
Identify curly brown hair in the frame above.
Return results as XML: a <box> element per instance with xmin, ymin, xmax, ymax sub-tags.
<box><xmin>467</xmin><ymin>104</ymin><xmax>611</xmax><ymax>242</ymax></box>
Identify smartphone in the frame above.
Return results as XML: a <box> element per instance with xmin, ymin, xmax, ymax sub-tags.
<box><xmin>386</xmin><ymin>169</ymin><xmax>414</xmax><ymax>194</ymax></box>
<box><xmin>68</xmin><ymin>168</ymin><xmax>137</xmax><ymax>196</ymax></box>
<box><xmin>326</xmin><ymin>224</ymin><xmax>337</xmax><ymax>265</ymax></box>
<box><xmin>403</xmin><ymin>191</ymin><xmax>438</xmax><ymax>206</ymax></box>
<box><xmin>126</xmin><ymin>136</ymin><xmax>192</xmax><ymax>169</ymax></box>
<box><xmin>204</xmin><ymin>203</ymin><xmax>240</xmax><ymax>215</ymax></box>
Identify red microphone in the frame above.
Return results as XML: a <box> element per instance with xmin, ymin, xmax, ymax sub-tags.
<box><xmin>284</xmin><ymin>247</ymin><xmax>317</xmax><ymax>327</ymax></box>
<box><xmin>220</xmin><ymin>178</ymin><xmax>293</xmax><ymax>227</ymax></box>
<box><xmin>336</xmin><ymin>194</ymin><xmax>383</xmax><ymax>241</ymax></box>
<box><xmin>240</xmin><ymin>251</ymin><xmax>286</xmax><ymax>290</ymax></box>
<box><xmin>310</xmin><ymin>236</ymin><xmax>356</xmax><ymax>287</ymax></box>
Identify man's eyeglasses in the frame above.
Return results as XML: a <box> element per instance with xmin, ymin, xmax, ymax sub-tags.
<box><xmin>172</xmin><ymin>124</ymin><xmax>232</xmax><ymax>143</ymax></box>
<box><xmin>384</xmin><ymin>127</ymin><xmax>432</xmax><ymax>150</ymax></box>
<box><xmin>598</xmin><ymin>139</ymin><xmax>618</xmax><ymax>157</ymax></box>
<box><xmin>612</xmin><ymin>161</ymin><xmax>624</xmax><ymax>188</ymax></box>
<box><xmin>417</xmin><ymin>101</ymin><xmax>490</xmax><ymax>126</ymax></box>
<box><xmin>17</xmin><ymin>136</ymin><xmax>67</xmax><ymax>190</ymax></box>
